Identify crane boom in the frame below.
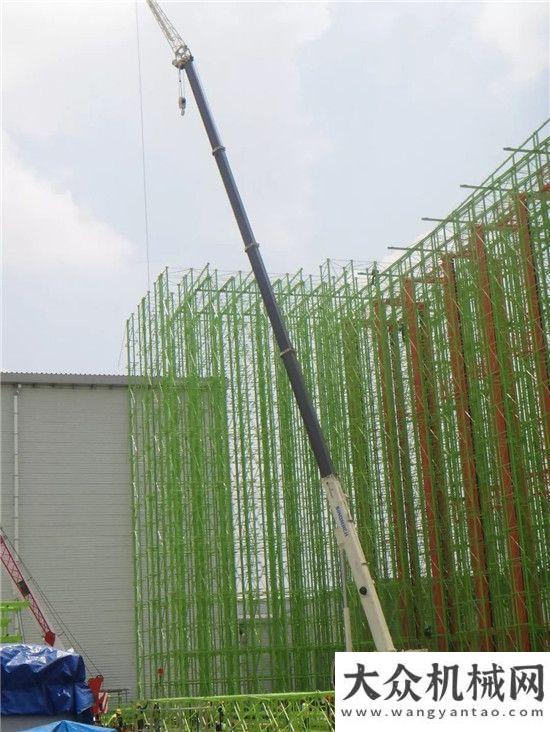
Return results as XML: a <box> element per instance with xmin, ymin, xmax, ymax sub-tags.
<box><xmin>0</xmin><ymin>528</ymin><xmax>56</xmax><ymax>646</ymax></box>
<box><xmin>145</xmin><ymin>0</ymin><xmax>396</xmax><ymax>652</ymax></box>
<box><xmin>145</xmin><ymin>0</ymin><xmax>190</xmax><ymax>65</ymax></box>
<box><xmin>1</xmin><ymin>527</ymin><xmax>106</xmax><ymax>717</ymax></box>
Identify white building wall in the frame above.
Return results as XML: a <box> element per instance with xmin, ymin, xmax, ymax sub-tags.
<box><xmin>1</xmin><ymin>376</ymin><xmax>135</xmax><ymax>697</ymax></box>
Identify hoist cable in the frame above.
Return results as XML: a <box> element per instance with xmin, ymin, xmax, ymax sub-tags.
<box><xmin>135</xmin><ymin>0</ymin><xmax>152</xmax><ymax>291</ymax></box>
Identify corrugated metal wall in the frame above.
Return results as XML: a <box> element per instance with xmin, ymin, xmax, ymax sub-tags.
<box><xmin>0</xmin><ymin>380</ymin><xmax>135</xmax><ymax>696</ymax></box>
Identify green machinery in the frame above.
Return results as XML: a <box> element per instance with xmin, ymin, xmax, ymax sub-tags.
<box><xmin>0</xmin><ymin>600</ymin><xmax>28</xmax><ymax>643</ymax></box>
<box><xmin>121</xmin><ymin>691</ymin><xmax>335</xmax><ymax>731</ymax></box>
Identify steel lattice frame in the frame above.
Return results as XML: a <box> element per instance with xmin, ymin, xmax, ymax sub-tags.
<box><xmin>127</xmin><ymin>123</ymin><xmax>550</xmax><ymax>698</ymax></box>
<box><xmin>115</xmin><ymin>691</ymin><xmax>335</xmax><ymax>730</ymax></box>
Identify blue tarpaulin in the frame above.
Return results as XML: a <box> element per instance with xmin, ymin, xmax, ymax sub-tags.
<box><xmin>21</xmin><ymin>723</ymin><xmax>115</xmax><ymax>732</ymax></box>
<box><xmin>0</xmin><ymin>644</ymin><xmax>94</xmax><ymax>719</ymax></box>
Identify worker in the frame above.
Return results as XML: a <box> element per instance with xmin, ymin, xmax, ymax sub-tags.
<box><xmin>215</xmin><ymin>703</ymin><xmax>225</xmax><ymax>731</ymax></box>
<box><xmin>135</xmin><ymin>700</ymin><xmax>149</xmax><ymax>731</ymax></box>
<box><xmin>151</xmin><ymin>702</ymin><xmax>161</xmax><ymax>732</ymax></box>
<box><xmin>106</xmin><ymin>708</ymin><xmax>125</xmax><ymax>732</ymax></box>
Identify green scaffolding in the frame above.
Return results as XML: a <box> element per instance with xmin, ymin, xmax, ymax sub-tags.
<box><xmin>116</xmin><ymin>691</ymin><xmax>334</xmax><ymax>731</ymax></box>
<box><xmin>0</xmin><ymin>600</ymin><xmax>28</xmax><ymax>643</ymax></box>
<box><xmin>127</xmin><ymin>122</ymin><xmax>550</xmax><ymax>698</ymax></box>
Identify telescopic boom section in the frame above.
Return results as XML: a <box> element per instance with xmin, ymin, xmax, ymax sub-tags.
<box><xmin>145</xmin><ymin>0</ymin><xmax>395</xmax><ymax>652</ymax></box>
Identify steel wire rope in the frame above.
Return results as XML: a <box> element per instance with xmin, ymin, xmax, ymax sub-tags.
<box><xmin>135</xmin><ymin>0</ymin><xmax>152</xmax><ymax>291</ymax></box>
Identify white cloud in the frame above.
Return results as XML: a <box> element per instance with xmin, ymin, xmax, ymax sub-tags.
<box><xmin>2</xmin><ymin>133</ymin><xmax>134</xmax><ymax>273</ymax></box>
<box><xmin>475</xmin><ymin>2</ymin><xmax>549</xmax><ymax>86</ymax></box>
<box><xmin>1</xmin><ymin>2</ymin><xmax>335</xmax><ymax>370</ymax></box>
<box><xmin>1</xmin><ymin>1</ymin><xmax>335</xmax><ymax>267</ymax></box>
<box><xmin>1</xmin><ymin>1</ymin><xmax>134</xmax><ymax>137</ymax></box>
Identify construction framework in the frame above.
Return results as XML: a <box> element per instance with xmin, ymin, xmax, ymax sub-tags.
<box><xmin>123</xmin><ymin>691</ymin><xmax>335</xmax><ymax>730</ymax></box>
<box><xmin>127</xmin><ymin>122</ymin><xmax>549</xmax><ymax>698</ymax></box>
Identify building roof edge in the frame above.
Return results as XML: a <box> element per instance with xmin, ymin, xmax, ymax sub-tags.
<box><xmin>0</xmin><ymin>372</ymin><xmax>128</xmax><ymax>387</ymax></box>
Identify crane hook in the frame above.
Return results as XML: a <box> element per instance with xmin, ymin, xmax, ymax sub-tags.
<box><xmin>178</xmin><ymin>69</ymin><xmax>186</xmax><ymax>117</ymax></box>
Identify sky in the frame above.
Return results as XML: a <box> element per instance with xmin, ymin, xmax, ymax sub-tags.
<box><xmin>2</xmin><ymin>0</ymin><xmax>548</xmax><ymax>374</ymax></box>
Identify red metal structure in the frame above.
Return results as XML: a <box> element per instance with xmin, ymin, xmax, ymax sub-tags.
<box><xmin>0</xmin><ymin>529</ymin><xmax>56</xmax><ymax>646</ymax></box>
<box><xmin>0</xmin><ymin>528</ymin><xmax>106</xmax><ymax>716</ymax></box>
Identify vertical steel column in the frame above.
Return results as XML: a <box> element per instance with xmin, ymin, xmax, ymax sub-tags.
<box><xmin>441</xmin><ymin>254</ymin><xmax>494</xmax><ymax>650</ymax></box>
<box><xmin>474</xmin><ymin>225</ymin><xmax>530</xmax><ymax>650</ymax></box>
<box><xmin>388</xmin><ymin>323</ymin><xmax>422</xmax><ymax>645</ymax></box>
<box><xmin>417</xmin><ymin>297</ymin><xmax>458</xmax><ymax>646</ymax></box>
<box><xmin>372</xmin><ymin>301</ymin><xmax>410</xmax><ymax>642</ymax></box>
<box><xmin>516</xmin><ymin>193</ymin><xmax>550</xmax><ymax>463</ymax></box>
<box><xmin>402</xmin><ymin>278</ymin><xmax>449</xmax><ymax>650</ymax></box>
<box><xmin>341</xmin><ymin>319</ymin><xmax>375</xmax><ymax>569</ymax></box>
